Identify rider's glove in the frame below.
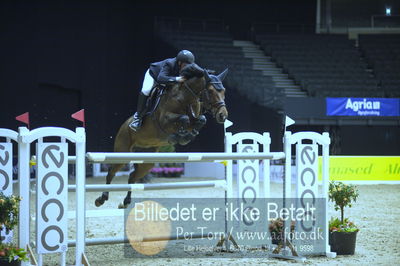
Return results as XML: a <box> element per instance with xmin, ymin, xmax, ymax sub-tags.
<box><xmin>176</xmin><ymin>76</ymin><xmax>185</xmax><ymax>83</ymax></box>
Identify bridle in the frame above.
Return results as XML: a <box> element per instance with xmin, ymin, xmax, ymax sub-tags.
<box><xmin>154</xmin><ymin>75</ymin><xmax>226</xmax><ymax>135</ymax></box>
<box><xmin>206</xmin><ymin>80</ymin><xmax>226</xmax><ymax>114</ymax></box>
<box><xmin>183</xmin><ymin>78</ymin><xmax>226</xmax><ymax>117</ymax></box>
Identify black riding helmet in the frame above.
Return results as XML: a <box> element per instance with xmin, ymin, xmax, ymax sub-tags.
<box><xmin>176</xmin><ymin>50</ymin><xmax>195</xmax><ymax>64</ymax></box>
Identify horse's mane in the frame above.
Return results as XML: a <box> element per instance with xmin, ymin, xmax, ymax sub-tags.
<box><xmin>180</xmin><ymin>63</ymin><xmax>204</xmax><ymax>79</ymax></box>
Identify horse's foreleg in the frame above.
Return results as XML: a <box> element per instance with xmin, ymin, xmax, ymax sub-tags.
<box><xmin>177</xmin><ymin>115</ymin><xmax>190</xmax><ymax>135</ymax></box>
<box><xmin>192</xmin><ymin>114</ymin><xmax>207</xmax><ymax>135</ymax></box>
<box><xmin>163</xmin><ymin>112</ymin><xmax>190</xmax><ymax>134</ymax></box>
<box><xmin>119</xmin><ymin>163</ymin><xmax>155</xmax><ymax>209</ymax></box>
<box><xmin>163</xmin><ymin>112</ymin><xmax>191</xmax><ymax>144</ymax></box>
<box><xmin>95</xmin><ymin>163</ymin><xmax>125</xmax><ymax>207</ymax></box>
<box><xmin>171</xmin><ymin>114</ymin><xmax>206</xmax><ymax>145</ymax></box>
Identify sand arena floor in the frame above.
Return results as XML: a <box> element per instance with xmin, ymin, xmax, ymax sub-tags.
<box><xmin>20</xmin><ymin>175</ymin><xmax>400</xmax><ymax>265</ymax></box>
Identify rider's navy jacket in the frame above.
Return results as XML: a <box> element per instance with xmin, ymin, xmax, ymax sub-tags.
<box><xmin>149</xmin><ymin>58</ymin><xmax>180</xmax><ymax>85</ymax></box>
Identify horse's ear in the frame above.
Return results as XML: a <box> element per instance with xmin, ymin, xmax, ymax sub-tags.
<box><xmin>204</xmin><ymin>69</ymin><xmax>211</xmax><ymax>82</ymax></box>
<box><xmin>217</xmin><ymin>68</ymin><xmax>229</xmax><ymax>81</ymax></box>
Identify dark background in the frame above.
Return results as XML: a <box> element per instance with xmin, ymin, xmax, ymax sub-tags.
<box><xmin>0</xmin><ymin>0</ymin><xmax>398</xmax><ymax>154</ymax></box>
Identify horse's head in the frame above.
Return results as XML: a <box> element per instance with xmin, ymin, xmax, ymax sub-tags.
<box><xmin>203</xmin><ymin>69</ymin><xmax>228</xmax><ymax>124</ymax></box>
<box><xmin>180</xmin><ymin>64</ymin><xmax>228</xmax><ymax>124</ymax></box>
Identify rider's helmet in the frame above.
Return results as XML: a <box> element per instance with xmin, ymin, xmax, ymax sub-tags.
<box><xmin>176</xmin><ymin>50</ymin><xmax>195</xmax><ymax>64</ymax></box>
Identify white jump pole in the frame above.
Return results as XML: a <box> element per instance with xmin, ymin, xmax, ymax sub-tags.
<box><xmin>68</xmin><ymin>232</ymin><xmax>224</xmax><ymax>247</ymax></box>
<box><xmin>86</xmin><ymin>152</ymin><xmax>285</xmax><ymax>163</ymax></box>
<box><xmin>322</xmin><ymin>132</ymin><xmax>334</xmax><ymax>257</ymax></box>
<box><xmin>75</xmin><ymin>128</ymin><xmax>86</xmax><ymax>266</ymax></box>
<box><xmin>224</xmin><ymin>130</ymin><xmax>232</xmax><ymax>251</ymax></box>
<box><xmin>18</xmin><ymin>127</ymin><xmax>31</xmax><ymax>266</ymax></box>
<box><xmin>69</xmin><ymin>180</ymin><xmax>227</xmax><ymax>192</ymax></box>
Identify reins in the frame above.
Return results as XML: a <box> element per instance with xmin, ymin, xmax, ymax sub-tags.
<box><xmin>183</xmin><ymin>80</ymin><xmax>207</xmax><ymax>100</ymax></box>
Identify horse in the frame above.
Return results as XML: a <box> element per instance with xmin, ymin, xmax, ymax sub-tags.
<box><xmin>95</xmin><ymin>63</ymin><xmax>229</xmax><ymax>208</ymax></box>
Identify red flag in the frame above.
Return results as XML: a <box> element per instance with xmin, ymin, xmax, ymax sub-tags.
<box><xmin>16</xmin><ymin>112</ymin><xmax>30</xmax><ymax>129</ymax></box>
<box><xmin>71</xmin><ymin>109</ymin><xmax>85</xmax><ymax>127</ymax></box>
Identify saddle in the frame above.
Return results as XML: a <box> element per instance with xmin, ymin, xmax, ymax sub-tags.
<box><xmin>144</xmin><ymin>84</ymin><xmax>167</xmax><ymax>117</ymax></box>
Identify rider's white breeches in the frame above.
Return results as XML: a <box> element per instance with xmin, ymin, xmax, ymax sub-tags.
<box><xmin>140</xmin><ymin>69</ymin><xmax>155</xmax><ymax>96</ymax></box>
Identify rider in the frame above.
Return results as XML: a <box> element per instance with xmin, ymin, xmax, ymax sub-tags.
<box><xmin>129</xmin><ymin>50</ymin><xmax>196</xmax><ymax>131</ymax></box>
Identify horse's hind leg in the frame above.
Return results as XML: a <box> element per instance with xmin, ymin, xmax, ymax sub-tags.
<box><xmin>95</xmin><ymin>119</ymin><xmax>133</xmax><ymax>207</ymax></box>
<box><xmin>119</xmin><ymin>163</ymin><xmax>155</xmax><ymax>209</ymax></box>
<box><xmin>95</xmin><ymin>163</ymin><xmax>125</xmax><ymax>207</ymax></box>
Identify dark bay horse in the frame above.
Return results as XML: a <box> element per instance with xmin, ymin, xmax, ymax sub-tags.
<box><xmin>95</xmin><ymin>64</ymin><xmax>229</xmax><ymax>208</ymax></box>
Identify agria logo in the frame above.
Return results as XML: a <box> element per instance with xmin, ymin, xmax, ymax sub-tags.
<box><xmin>345</xmin><ymin>98</ymin><xmax>381</xmax><ymax>115</ymax></box>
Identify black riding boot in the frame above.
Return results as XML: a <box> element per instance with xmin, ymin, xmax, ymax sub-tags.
<box><xmin>129</xmin><ymin>92</ymin><xmax>149</xmax><ymax>131</ymax></box>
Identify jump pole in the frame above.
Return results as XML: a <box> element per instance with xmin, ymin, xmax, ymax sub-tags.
<box><xmin>68</xmin><ymin>180</ymin><xmax>227</xmax><ymax>192</ymax></box>
<box><xmin>68</xmin><ymin>232</ymin><xmax>222</xmax><ymax>247</ymax></box>
<box><xmin>86</xmin><ymin>152</ymin><xmax>285</xmax><ymax>163</ymax></box>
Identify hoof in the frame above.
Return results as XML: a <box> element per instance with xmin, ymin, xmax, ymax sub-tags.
<box><xmin>191</xmin><ymin>129</ymin><xmax>199</xmax><ymax>136</ymax></box>
<box><xmin>168</xmin><ymin>134</ymin><xmax>179</xmax><ymax>145</ymax></box>
<box><xmin>178</xmin><ymin>132</ymin><xmax>195</xmax><ymax>145</ymax></box>
<box><xmin>95</xmin><ymin>192</ymin><xmax>109</xmax><ymax>207</ymax></box>
<box><xmin>179</xmin><ymin>138</ymin><xmax>192</xmax><ymax>145</ymax></box>
<box><xmin>118</xmin><ymin>203</ymin><xmax>128</xmax><ymax>209</ymax></box>
<box><xmin>177</xmin><ymin>129</ymin><xmax>188</xmax><ymax>136</ymax></box>
<box><xmin>95</xmin><ymin>197</ymin><xmax>105</xmax><ymax>207</ymax></box>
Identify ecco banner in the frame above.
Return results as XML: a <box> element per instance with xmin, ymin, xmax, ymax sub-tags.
<box><xmin>294</xmin><ymin>144</ymin><xmax>325</xmax><ymax>255</ymax></box>
<box><xmin>0</xmin><ymin>143</ymin><xmax>12</xmax><ymax>196</ymax></box>
<box><xmin>36</xmin><ymin>142</ymin><xmax>68</xmax><ymax>254</ymax></box>
<box><xmin>0</xmin><ymin>143</ymin><xmax>13</xmax><ymax>243</ymax></box>
<box><xmin>326</xmin><ymin>97</ymin><xmax>400</xmax><ymax>116</ymax></box>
